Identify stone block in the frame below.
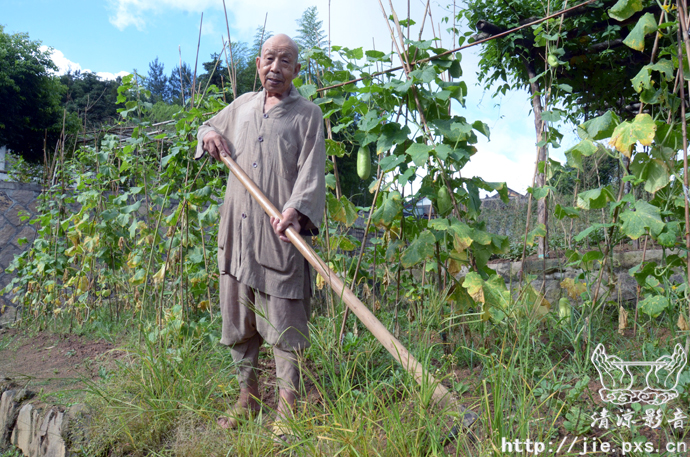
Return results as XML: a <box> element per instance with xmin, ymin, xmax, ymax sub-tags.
<box><xmin>543</xmin><ymin>279</ymin><xmax>563</xmax><ymax>303</ymax></box>
<box><xmin>0</xmin><ymin>218</ymin><xmax>16</xmax><ymax>246</ymax></box>
<box><xmin>522</xmin><ymin>257</ymin><xmax>564</xmax><ymax>275</ymax></box>
<box><xmin>491</xmin><ymin>262</ymin><xmax>511</xmax><ymax>280</ymax></box>
<box><xmin>9</xmin><ymin>190</ymin><xmax>38</xmax><ymax>206</ymax></box>
<box><xmin>0</xmin><ymin>245</ymin><xmax>21</xmax><ymax>269</ymax></box>
<box><xmin>0</xmin><ymin>303</ymin><xmax>17</xmax><ymax>328</ymax></box>
<box><xmin>0</xmin><ymin>182</ymin><xmax>41</xmax><ymax>192</ymax></box>
<box><xmin>0</xmin><ymin>276</ymin><xmax>12</xmax><ymax>291</ymax></box>
<box><xmin>5</xmin><ymin>205</ymin><xmax>28</xmax><ymax>226</ymax></box>
<box><xmin>29</xmin><ymin>408</ymin><xmax>67</xmax><ymax>457</ymax></box>
<box><xmin>0</xmin><ymin>192</ymin><xmax>12</xmax><ymax>214</ymax></box>
<box><xmin>11</xmin><ymin>225</ymin><xmax>36</xmax><ymax>248</ymax></box>
<box><xmin>10</xmin><ymin>403</ymin><xmax>35</xmax><ymax>454</ymax></box>
<box><xmin>0</xmin><ymin>389</ymin><xmax>30</xmax><ymax>447</ymax></box>
<box><xmin>27</xmin><ymin>199</ymin><xmax>40</xmax><ymax>215</ymax></box>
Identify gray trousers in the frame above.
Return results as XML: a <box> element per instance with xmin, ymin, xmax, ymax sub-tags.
<box><xmin>219</xmin><ymin>272</ymin><xmax>311</xmax><ymax>391</ymax></box>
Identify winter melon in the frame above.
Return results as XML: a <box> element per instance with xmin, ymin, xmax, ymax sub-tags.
<box><xmin>357</xmin><ymin>146</ymin><xmax>371</xmax><ymax>180</ymax></box>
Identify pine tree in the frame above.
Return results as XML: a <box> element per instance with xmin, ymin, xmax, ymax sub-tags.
<box><xmin>236</xmin><ymin>26</ymin><xmax>273</xmax><ymax>93</ymax></box>
<box><xmin>146</xmin><ymin>57</ymin><xmax>168</xmax><ymax>102</ymax></box>
<box><xmin>295</xmin><ymin>6</ymin><xmax>327</xmax><ymax>84</ymax></box>
<box><xmin>167</xmin><ymin>62</ymin><xmax>192</xmax><ymax>105</ymax></box>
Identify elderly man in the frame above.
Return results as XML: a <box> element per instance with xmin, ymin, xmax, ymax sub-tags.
<box><xmin>195</xmin><ymin>33</ymin><xmax>325</xmax><ymax>432</ymax></box>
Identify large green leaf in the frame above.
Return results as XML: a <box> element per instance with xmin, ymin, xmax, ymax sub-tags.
<box><xmin>472</xmin><ymin>120</ymin><xmax>490</xmax><ymax>140</ymax></box>
<box><xmin>564</xmin><ymin>139</ymin><xmax>597</xmax><ymax>171</ymax></box>
<box><xmin>407</xmin><ymin>143</ymin><xmax>433</xmax><ymax>166</ymax></box>
<box><xmin>409</xmin><ymin>65</ymin><xmax>437</xmax><ymax>84</ymax></box>
<box><xmin>528</xmin><ymin>186</ymin><xmax>553</xmax><ymax>200</ymax></box>
<box><xmin>577</xmin><ymin>111</ymin><xmax>620</xmax><ymax>141</ymax></box>
<box><xmin>377</xmin><ymin>123</ymin><xmax>410</xmax><ymax>154</ymax></box>
<box><xmin>629</xmin><ymin>152</ymin><xmax>670</xmax><ymax>194</ymax></box>
<box><xmin>623</xmin><ymin>13</ymin><xmax>657</xmax><ymax>52</ymax></box>
<box><xmin>574</xmin><ymin>223</ymin><xmax>613</xmax><ymax>242</ymax></box>
<box><xmin>609</xmin><ymin>113</ymin><xmax>656</xmax><ymax>156</ymax></box>
<box><xmin>620</xmin><ymin>200</ymin><xmax>665</xmax><ymax>240</ymax></box>
<box><xmin>379</xmin><ymin>154</ymin><xmax>406</xmax><ymax>172</ymax></box>
<box><xmin>657</xmin><ymin>221</ymin><xmax>680</xmax><ymax>247</ymax></box>
<box><xmin>639</xmin><ymin>295</ymin><xmax>670</xmax><ymax>318</ymax></box>
<box><xmin>577</xmin><ymin>186</ymin><xmax>615</xmax><ymax>210</ymax></box>
<box><xmin>297</xmin><ymin>84</ymin><xmax>318</xmax><ymax>99</ymax></box>
<box><xmin>331</xmin><ymin>235</ymin><xmax>357</xmax><ymax>251</ymax></box>
<box><xmin>372</xmin><ymin>191</ymin><xmax>402</xmax><ymax>229</ymax></box>
<box><xmin>554</xmin><ymin>204</ymin><xmax>581</xmax><ymax>220</ymax></box>
<box><xmin>631</xmin><ymin>60</ymin><xmax>674</xmax><ymax>93</ymax></box>
<box><xmin>462</xmin><ymin>272</ymin><xmax>510</xmax><ymax>321</ymax></box>
<box><xmin>525</xmin><ymin>224</ymin><xmax>546</xmax><ymax>246</ymax></box>
<box><xmin>401</xmin><ymin>231</ymin><xmax>436</xmax><ymax>268</ymax></box>
<box><xmin>428</xmin><ymin>218</ymin><xmax>450</xmax><ymax>231</ymax></box>
<box><xmin>326</xmin><ymin>193</ymin><xmax>344</xmax><ymax>223</ymax></box>
<box><xmin>608</xmin><ymin>0</ymin><xmax>643</xmax><ymax>21</ymax></box>
<box><xmin>326</xmin><ymin>194</ymin><xmax>357</xmax><ymax>227</ymax></box>
<box><xmin>338</xmin><ymin>195</ymin><xmax>358</xmax><ymax>227</ymax></box>
<box><xmin>358</xmin><ymin>110</ymin><xmax>381</xmax><ymax>132</ymax></box>
<box><xmin>122</xmin><ymin>201</ymin><xmax>141</xmax><ymax>214</ymax></box>
<box><xmin>448</xmin><ymin>220</ymin><xmax>474</xmax><ymax>251</ymax></box>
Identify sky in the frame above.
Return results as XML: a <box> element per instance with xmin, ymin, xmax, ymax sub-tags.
<box><xmin>1</xmin><ymin>0</ymin><xmax>579</xmax><ymax>194</ymax></box>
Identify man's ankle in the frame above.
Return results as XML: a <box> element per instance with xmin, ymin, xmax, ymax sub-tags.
<box><xmin>238</xmin><ymin>387</ymin><xmax>260</xmax><ymax>410</ymax></box>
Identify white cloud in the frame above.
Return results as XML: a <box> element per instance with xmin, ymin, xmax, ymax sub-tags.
<box><xmin>41</xmin><ymin>46</ymin><xmax>129</xmax><ymax>81</ymax></box>
<box><xmin>41</xmin><ymin>46</ymin><xmax>82</xmax><ymax>74</ymax></box>
<box><xmin>97</xmin><ymin>71</ymin><xmax>132</xmax><ymax>81</ymax></box>
<box><xmin>108</xmin><ymin>0</ymin><xmax>220</xmax><ymax>30</ymax></box>
<box><xmin>465</xmin><ymin>130</ymin><xmax>538</xmax><ymax>195</ymax></box>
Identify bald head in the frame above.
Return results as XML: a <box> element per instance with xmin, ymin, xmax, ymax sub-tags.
<box><xmin>262</xmin><ymin>34</ymin><xmax>299</xmax><ymax>59</ymax></box>
<box><xmin>256</xmin><ymin>33</ymin><xmax>301</xmax><ymax>98</ymax></box>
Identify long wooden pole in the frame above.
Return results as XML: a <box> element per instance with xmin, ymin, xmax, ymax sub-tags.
<box><xmin>218</xmin><ymin>153</ymin><xmax>478</xmax><ymax>428</ymax></box>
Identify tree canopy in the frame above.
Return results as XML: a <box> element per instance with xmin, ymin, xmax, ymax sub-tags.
<box><xmin>0</xmin><ymin>25</ymin><xmax>66</xmax><ymax>161</ymax></box>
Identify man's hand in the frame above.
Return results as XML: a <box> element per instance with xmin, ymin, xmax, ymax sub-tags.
<box><xmin>203</xmin><ymin>131</ymin><xmax>231</xmax><ymax>161</ymax></box>
<box><xmin>270</xmin><ymin>208</ymin><xmax>301</xmax><ymax>243</ymax></box>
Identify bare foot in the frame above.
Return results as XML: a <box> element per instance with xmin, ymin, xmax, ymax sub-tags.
<box><xmin>218</xmin><ymin>386</ymin><xmax>260</xmax><ymax>429</ymax></box>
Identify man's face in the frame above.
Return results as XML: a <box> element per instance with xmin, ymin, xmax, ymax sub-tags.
<box><xmin>256</xmin><ymin>40</ymin><xmax>300</xmax><ymax>96</ymax></box>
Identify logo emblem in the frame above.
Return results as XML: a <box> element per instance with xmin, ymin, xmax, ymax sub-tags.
<box><xmin>591</xmin><ymin>344</ymin><xmax>687</xmax><ymax>406</ymax></box>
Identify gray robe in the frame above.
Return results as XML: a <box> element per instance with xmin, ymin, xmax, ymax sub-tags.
<box><xmin>195</xmin><ymin>85</ymin><xmax>326</xmax><ymax>300</ymax></box>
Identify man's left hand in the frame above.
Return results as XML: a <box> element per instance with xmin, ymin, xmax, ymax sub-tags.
<box><xmin>271</xmin><ymin>208</ymin><xmax>301</xmax><ymax>243</ymax></box>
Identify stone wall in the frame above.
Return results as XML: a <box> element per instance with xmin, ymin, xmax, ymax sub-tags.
<box><xmin>0</xmin><ymin>182</ymin><xmax>42</xmax><ymax>326</ymax></box>
<box><xmin>489</xmin><ymin>249</ymin><xmax>680</xmax><ymax>305</ymax></box>
<box><xmin>0</xmin><ymin>378</ymin><xmax>85</xmax><ymax>457</ymax></box>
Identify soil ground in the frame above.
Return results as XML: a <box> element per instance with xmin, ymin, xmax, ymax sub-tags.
<box><xmin>0</xmin><ymin>327</ymin><xmax>122</xmax><ymax>403</ymax></box>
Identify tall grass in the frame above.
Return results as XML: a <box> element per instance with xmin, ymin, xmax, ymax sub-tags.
<box><xmin>71</xmin><ymin>288</ymin><xmax>644</xmax><ymax>456</ymax></box>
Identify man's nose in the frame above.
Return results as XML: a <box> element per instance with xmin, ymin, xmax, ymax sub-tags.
<box><xmin>269</xmin><ymin>59</ymin><xmax>280</xmax><ymax>72</ymax></box>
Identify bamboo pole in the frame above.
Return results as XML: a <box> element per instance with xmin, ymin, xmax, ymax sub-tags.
<box><xmin>218</xmin><ymin>153</ymin><xmax>478</xmax><ymax>428</ymax></box>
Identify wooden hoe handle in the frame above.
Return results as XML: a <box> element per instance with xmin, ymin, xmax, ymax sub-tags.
<box><xmin>219</xmin><ymin>153</ymin><xmax>478</xmax><ymax>428</ymax></box>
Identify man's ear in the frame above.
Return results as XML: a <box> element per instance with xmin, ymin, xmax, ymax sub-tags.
<box><xmin>294</xmin><ymin>62</ymin><xmax>302</xmax><ymax>74</ymax></box>
<box><xmin>256</xmin><ymin>56</ymin><xmax>261</xmax><ymax>72</ymax></box>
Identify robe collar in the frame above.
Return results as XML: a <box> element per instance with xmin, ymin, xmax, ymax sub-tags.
<box><xmin>257</xmin><ymin>84</ymin><xmax>301</xmax><ymax>118</ymax></box>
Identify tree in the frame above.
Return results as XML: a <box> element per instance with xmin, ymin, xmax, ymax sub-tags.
<box><xmin>295</xmin><ymin>6</ymin><xmax>327</xmax><ymax>84</ymax></box>
<box><xmin>168</xmin><ymin>62</ymin><xmax>193</xmax><ymax>105</ymax></box>
<box><xmin>146</xmin><ymin>57</ymin><xmax>168</xmax><ymax>102</ymax></box>
<box><xmin>234</xmin><ymin>26</ymin><xmax>273</xmax><ymax>94</ymax></box>
<box><xmin>60</xmin><ymin>70</ymin><xmax>120</xmax><ymax>131</ymax></box>
<box><xmin>461</xmin><ymin>0</ymin><xmax>664</xmax><ymax>256</ymax></box>
<box><xmin>198</xmin><ymin>54</ymin><xmax>225</xmax><ymax>94</ymax></box>
<box><xmin>0</xmin><ymin>26</ymin><xmax>66</xmax><ymax>162</ymax></box>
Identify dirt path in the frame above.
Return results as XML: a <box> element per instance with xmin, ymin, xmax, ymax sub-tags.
<box><xmin>0</xmin><ymin>328</ymin><xmax>121</xmax><ymax>402</ymax></box>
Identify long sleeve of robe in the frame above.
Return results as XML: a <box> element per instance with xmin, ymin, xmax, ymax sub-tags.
<box><xmin>195</xmin><ymin>86</ymin><xmax>326</xmax><ymax>300</ymax></box>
